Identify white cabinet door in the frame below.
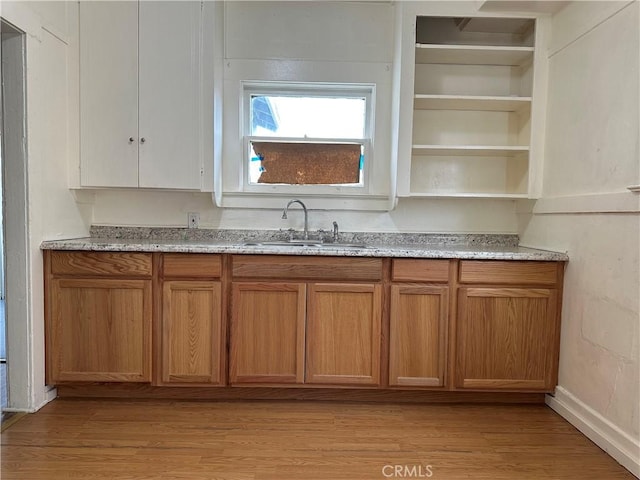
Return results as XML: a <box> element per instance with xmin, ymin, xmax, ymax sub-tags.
<box><xmin>80</xmin><ymin>1</ymin><xmax>202</xmax><ymax>190</ymax></box>
<box><xmin>138</xmin><ymin>2</ymin><xmax>201</xmax><ymax>189</ymax></box>
<box><xmin>80</xmin><ymin>1</ymin><xmax>139</xmax><ymax>188</ymax></box>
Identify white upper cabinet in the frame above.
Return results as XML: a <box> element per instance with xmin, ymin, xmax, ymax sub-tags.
<box><xmin>394</xmin><ymin>10</ymin><xmax>549</xmax><ymax>199</ymax></box>
<box><xmin>80</xmin><ymin>1</ymin><xmax>202</xmax><ymax>190</ymax></box>
<box><xmin>80</xmin><ymin>1</ymin><xmax>139</xmax><ymax>188</ymax></box>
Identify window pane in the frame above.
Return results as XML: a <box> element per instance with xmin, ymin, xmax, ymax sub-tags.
<box><xmin>249</xmin><ymin>141</ymin><xmax>364</xmax><ymax>185</ymax></box>
<box><xmin>250</xmin><ymin>95</ymin><xmax>366</xmax><ymax>138</ymax></box>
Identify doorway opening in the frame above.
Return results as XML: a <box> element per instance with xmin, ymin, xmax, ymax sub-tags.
<box><xmin>1</xmin><ymin>18</ymin><xmax>27</xmax><ymax>421</ymax></box>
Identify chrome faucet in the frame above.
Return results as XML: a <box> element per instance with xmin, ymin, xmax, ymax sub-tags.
<box><xmin>282</xmin><ymin>199</ymin><xmax>309</xmax><ymax>240</ymax></box>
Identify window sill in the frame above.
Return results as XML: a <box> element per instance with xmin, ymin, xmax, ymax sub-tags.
<box><xmin>215</xmin><ymin>192</ymin><xmax>393</xmax><ymax>211</ymax></box>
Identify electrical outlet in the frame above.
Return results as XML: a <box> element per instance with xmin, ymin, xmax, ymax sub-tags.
<box><xmin>187</xmin><ymin>212</ymin><xmax>200</xmax><ymax>229</ymax></box>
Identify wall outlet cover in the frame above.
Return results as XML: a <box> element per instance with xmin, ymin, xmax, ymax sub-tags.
<box><xmin>188</xmin><ymin>212</ymin><xmax>200</xmax><ymax>229</ymax></box>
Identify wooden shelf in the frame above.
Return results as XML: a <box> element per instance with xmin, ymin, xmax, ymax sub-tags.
<box><xmin>414</xmin><ymin>94</ymin><xmax>531</xmax><ymax>112</ymax></box>
<box><xmin>415</xmin><ymin>44</ymin><xmax>534</xmax><ymax>66</ymax></box>
<box><xmin>411</xmin><ymin>145</ymin><xmax>529</xmax><ymax>157</ymax></box>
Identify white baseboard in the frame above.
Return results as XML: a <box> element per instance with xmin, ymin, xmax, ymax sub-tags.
<box><xmin>32</xmin><ymin>386</ymin><xmax>58</xmax><ymax>412</ymax></box>
<box><xmin>547</xmin><ymin>387</ymin><xmax>640</xmax><ymax>478</ymax></box>
<box><xmin>42</xmin><ymin>386</ymin><xmax>58</xmax><ymax>406</ymax></box>
<box><xmin>4</xmin><ymin>387</ymin><xmax>57</xmax><ymax>414</ymax></box>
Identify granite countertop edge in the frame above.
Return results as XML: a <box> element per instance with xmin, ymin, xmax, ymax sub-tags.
<box><xmin>40</xmin><ymin>237</ymin><xmax>569</xmax><ymax>262</ymax></box>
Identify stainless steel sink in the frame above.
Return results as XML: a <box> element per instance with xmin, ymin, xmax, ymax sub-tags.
<box><xmin>242</xmin><ymin>241</ymin><xmax>367</xmax><ymax>249</ymax></box>
<box><xmin>321</xmin><ymin>243</ymin><xmax>368</xmax><ymax>248</ymax></box>
<box><xmin>242</xmin><ymin>241</ymin><xmax>322</xmax><ymax>247</ymax></box>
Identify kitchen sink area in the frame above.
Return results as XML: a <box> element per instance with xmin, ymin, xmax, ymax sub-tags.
<box><xmin>41</xmin><ymin>225</ymin><xmax>569</xmax><ymax>262</ymax></box>
<box><xmin>242</xmin><ymin>240</ymin><xmax>368</xmax><ymax>248</ymax></box>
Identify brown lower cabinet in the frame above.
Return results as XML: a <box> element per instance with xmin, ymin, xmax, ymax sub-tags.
<box><xmin>229</xmin><ymin>282</ymin><xmax>383</xmax><ymax>386</ymax></box>
<box><xmin>454</xmin><ymin>261</ymin><xmax>563</xmax><ymax>392</ymax></box>
<box><xmin>456</xmin><ymin>287</ymin><xmax>558</xmax><ymax>391</ymax></box>
<box><xmin>230</xmin><ymin>282</ymin><xmax>306</xmax><ymax>384</ymax></box>
<box><xmin>229</xmin><ymin>255</ymin><xmax>384</xmax><ymax>387</ymax></box>
<box><xmin>388</xmin><ymin>284</ymin><xmax>448</xmax><ymax>387</ymax></box>
<box><xmin>161</xmin><ymin>280</ymin><xmax>222</xmax><ymax>385</ymax></box>
<box><xmin>388</xmin><ymin>259</ymin><xmax>450</xmax><ymax>388</ymax></box>
<box><xmin>306</xmin><ymin>283</ymin><xmax>382</xmax><ymax>385</ymax></box>
<box><xmin>46</xmin><ymin>251</ymin><xmax>153</xmax><ymax>383</ymax></box>
<box><xmin>158</xmin><ymin>254</ymin><xmax>224</xmax><ymax>386</ymax></box>
<box><xmin>44</xmin><ymin>251</ymin><xmax>565</xmax><ymax>395</ymax></box>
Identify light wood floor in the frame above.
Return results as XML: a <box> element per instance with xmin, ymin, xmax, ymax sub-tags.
<box><xmin>1</xmin><ymin>399</ymin><xmax>634</xmax><ymax>480</ymax></box>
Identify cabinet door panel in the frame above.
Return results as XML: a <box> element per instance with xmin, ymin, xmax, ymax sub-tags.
<box><xmin>306</xmin><ymin>283</ymin><xmax>382</xmax><ymax>386</ymax></box>
<box><xmin>138</xmin><ymin>1</ymin><xmax>201</xmax><ymax>189</ymax></box>
<box><xmin>456</xmin><ymin>287</ymin><xmax>558</xmax><ymax>391</ymax></box>
<box><xmin>162</xmin><ymin>281</ymin><xmax>222</xmax><ymax>384</ymax></box>
<box><xmin>389</xmin><ymin>285</ymin><xmax>448</xmax><ymax>387</ymax></box>
<box><xmin>80</xmin><ymin>1</ymin><xmax>138</xmax><ymax>187</ymax></box>
<box><xmin>230</xmin><ymin>283</ymin><xmax>306</xmax><ymax>384</ymax></box>
<box><xmin>50</xmin><ymin>278</ymin><xmax>151</xmax><ymax>382</ymax></box>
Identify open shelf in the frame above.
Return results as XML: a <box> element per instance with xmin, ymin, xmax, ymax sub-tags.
<box><xmin>414</xmin><ymin>94</ymin><xmax>531</xmax><ymax>112</ymax></box>
<box><xmin>409</xmin><ymin>153</ymin><xmax>529</xmax><ymax>198</ymax></box>
<box><xmin>411</xmin><ymin>145</ymin><xmax>529</xmax><ymax>157</ymax></box>
<box><xmin>408</xmin><ymin>192</ymin><xmax>529</xmax><ymax>199</ymax></box>
<box><xmin>415</xmin><ymin>44</ymin><xmax>534</xmax><ymax>66</ymax></box>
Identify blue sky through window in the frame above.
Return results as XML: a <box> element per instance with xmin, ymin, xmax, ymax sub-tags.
<box><xmin>250</xmin><ymin>95</ymin><xmax>366</xmax><ymax>138</ymax></box>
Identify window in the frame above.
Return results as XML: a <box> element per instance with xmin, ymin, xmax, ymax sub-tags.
<box><xmin>243</xmin><ymin>82</ymin><xmax>374</xmax><ymax>191</ymax></box>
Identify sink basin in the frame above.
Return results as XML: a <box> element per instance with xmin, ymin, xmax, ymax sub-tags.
<box><xmin>241</xmin><ymin>240</ymin><xmax>319</xmax><ymax>247</ymax></box>
<box><xmin>242</xmin><ymin>241</ymin><xmax>367</xmax><ymax>249</ymax></box>
<box><xmin>321</xmin><ymin>243</ymin><xmax>368</xmax><ymax>248</ymax></box>
<box><xmin>243</xmin><ymin>241</ymin><xmax>322</xmax><ymax>247</ymax></box>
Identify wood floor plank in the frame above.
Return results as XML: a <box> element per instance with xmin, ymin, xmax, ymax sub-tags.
<box><xmin>1</xmin><ymin>399</ymin><xmax>634</xmax><ymax>480</ymax></box>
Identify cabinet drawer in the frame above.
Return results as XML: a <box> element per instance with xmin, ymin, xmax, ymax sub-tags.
<box><xmin>232</xmin><ymin>255</ymin><xmax>383</xmax><ymax>281</ymax></box>
<box><xmin>50</xmin><ymin>251</ymin><xmax>152</xmax><ymax>277</ymax></box>
<box><xmin>392</xmin><ymin>259</ymin><xmax>449</xmax><ymax>282</ymax></box>
<box><xmin>163</xmin><ymin>254</ymin><xmax>221</xmax><ymax>278</ymax></box>
<box><xmin>459</xmin><ymin>261</ymin><xmax>559</xmax><ymax>286</ymax></box>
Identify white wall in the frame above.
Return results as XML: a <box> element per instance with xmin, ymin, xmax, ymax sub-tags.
<box><xmin>518</xmin><ymin>1</ymin><xmax>640</xmax><ymax>475</ymax></box>
<box><xmin>90</xmin><ymin>190</ymin><xmax>520</xmax><ymax>233</ymax></box>
<box><xmin>1</xmin><ymin>1</ymin><xmax>89</xmax><ymax>411</ymax></box>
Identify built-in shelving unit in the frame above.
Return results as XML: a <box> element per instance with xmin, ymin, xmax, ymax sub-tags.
<box><xmin>408</xmin><ymin>15</ymin><xmax>537</xmax><ymax>198</ymax></box>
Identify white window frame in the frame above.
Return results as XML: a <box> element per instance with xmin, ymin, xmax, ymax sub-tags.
<box><xmin>240</xmin><ymin>81</ymin><xmax>375</xmax><ymax>195</ymax></box>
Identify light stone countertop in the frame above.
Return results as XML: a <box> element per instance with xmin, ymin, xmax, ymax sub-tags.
<box><xmin>40</xmin><ymin>229</ymin><xmax>569</xmax><ymax>261</ymax></box>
